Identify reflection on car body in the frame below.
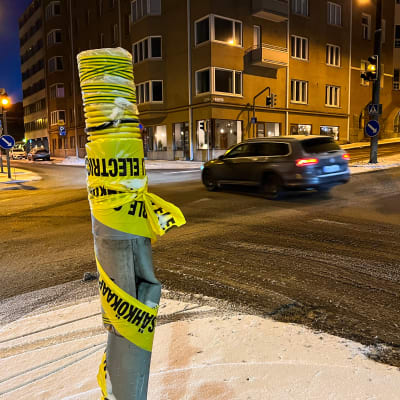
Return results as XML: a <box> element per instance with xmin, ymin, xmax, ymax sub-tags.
<box><xmin>201</xmin><ymin>136</ymin><xmax>350</xmax><ymax>199</ymax></box>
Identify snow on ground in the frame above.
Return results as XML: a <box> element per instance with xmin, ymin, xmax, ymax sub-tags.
<box><xmin>0</xmin><ymin>292</ymin><xmax>399</xmax><ymax>399</ymax></box>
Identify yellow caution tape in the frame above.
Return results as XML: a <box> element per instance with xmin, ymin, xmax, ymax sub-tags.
<box><xmin>97</xmin><ymin>258</ymin><xmax>158</xmax><ymax>352</ymax></box>
<box><xmin>86</xmin><ymin>138</ymin><xmax>186</xmax><ymax>240</ymax></box>
<box><xmin>97</xmin><ymin>351</ymin><xmax>109</xmax><ymax>400</ymax></box>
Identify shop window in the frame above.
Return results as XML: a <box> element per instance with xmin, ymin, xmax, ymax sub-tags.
<box><xmin>290</xmin><ymin>124</ymin><xmax>312</xmax><ymax>135</ymax></box>
<box><xmin>256</xmin><ymin>123</ymin><xmax>265</xmax><ymax>137</ymax></box>
<box><xmin>143</xmin><ymin>126</ymin><xmax>154</xmax><ymax>153</ymax></box>
<box><xmin>320</xmin><ymin>125</ymin><xmax>339</xmax><ymax>140</ymax></box>
<box><xmin>256</xmin><ymin>123</ymin><xmax>281</xmax><ymax>137</ymax></box>
<box><xmin>196</xmin><ymin>120</ymin><xmax>210</xmax><ymax>149</ymax></box>
<box><xmin>173</xmin><ymin>122</ymin><xmax>189</xmax><ymax>151</ymax></box>
<box><xmin>394</xmin><ymin>112</ymin><xmax>400</xmax><ymax>133</ymax></box>
<box><xmin>214</xmin><ymin>120</ymin><xmax>241</xmax><ymax>150</ymax></box>
<box><xmin>154</xmin><ymin>125</ymin><xmax>167</xmax><ymax>151</ymax></box>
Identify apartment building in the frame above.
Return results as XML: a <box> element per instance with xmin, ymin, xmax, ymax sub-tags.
<box><xmin>19</xmin><ymin>0</ymin><xmax>48</xmax><ymax>151</ymax></box>
<box><xmin>19</xmin><ymin>0</ymin><xmax>399</xmax><ymax>160</ymax></box>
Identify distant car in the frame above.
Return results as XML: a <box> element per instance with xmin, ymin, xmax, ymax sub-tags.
<box><xmin>11</xmin><ymin>148</ymin><xmax>26</xmax><ymax>159</ymax></box>
<box><xmin>201</xmin><ymin>136</ymin><xmax>350</xmax><ymax>199</ymax></box>
<box><xmin>27</xmin><ymin>148</ymin><xmax>51</xmax><ymax>161</ymax></box>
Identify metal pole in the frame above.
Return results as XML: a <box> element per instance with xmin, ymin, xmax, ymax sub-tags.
<box><xmin>369</xmin><ymin>0</ymin><xmax>382</xmax><ymax>163</ymax></box>
<box><xmin>3</xmin><ymin>111</ymin><xmax>11</xmax><ymax>178</ymax></box>
<box><xmin>187</xmin><ymin>0</ymin><xmax>194</xmax><ymax>161</ymax></box>
<box><xmin>0</xmin><ymin>106</ymin><xmax>3</xmax><ymax>173</ymax></box>
<box><xmin>252</xmin><ymin>86</ymin><xmax>271</xmax><ymax>138</ymax></box>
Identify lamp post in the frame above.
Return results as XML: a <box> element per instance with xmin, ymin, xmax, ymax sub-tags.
<box><xmin>369</xmin><ymin>0</ymin><xmax>383</xmax><ymax>163</ymax></box>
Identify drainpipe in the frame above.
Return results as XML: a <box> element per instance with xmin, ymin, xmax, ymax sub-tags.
<box><xmin>187</xmin><ymin>0</ymin><xmax>194</xmax><ymax>160</ymax></box>
<box><xmin>68</xmin><ymin>0</ymin><xmax>79</xmax><ymax>158</ymax></box>
<box><xmin>285</xmin><ymin>1</ymin><xmax>290</xmax><ymax>135</ymax></box>
<box><xmin>347</xmin><ymin>0</ymin><xmax>353</xmax><ymax>143</ymax></box>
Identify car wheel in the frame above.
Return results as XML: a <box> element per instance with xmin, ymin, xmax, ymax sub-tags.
<box><xmin>202</xmin><ymin>169</ymin><xmax>218</xmax><ymax>191</ymax></box>
<box><xmin>261</xmin><ymin>173</ymin><xmax>283</xmax><ymax>200</ymax></box>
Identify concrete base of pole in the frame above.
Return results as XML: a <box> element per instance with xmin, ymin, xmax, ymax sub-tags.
<box><xmin>93</xmin><ymin>217</ymin><xmax>161</xmax><ymax>399</ymax></box>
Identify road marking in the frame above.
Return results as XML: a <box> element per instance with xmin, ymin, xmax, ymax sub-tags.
<box><xmin>191</xmin><ymin>198</ymin><xmax>211</xmax><ymax>204</ymax></box>
<box><xmin>312</xmin><ymin>219</ymin><xmax>350</xmax><ymax>226</ymax></box>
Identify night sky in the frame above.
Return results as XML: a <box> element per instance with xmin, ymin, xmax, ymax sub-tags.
<box><xmin>0</xmin><ymin>0</ymin><xmax>35</xmax><ymax>103</ymax></box>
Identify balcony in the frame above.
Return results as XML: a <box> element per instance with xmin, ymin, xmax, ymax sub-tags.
<box><xmin>246</xmin><ymin>44</ymin><xmax>288</xmax><ymax>69</ymax></box>
<box><xmin>252</xmin><ymin>0</ymin><xmax>288</xmax><ymax>22</ymax></box>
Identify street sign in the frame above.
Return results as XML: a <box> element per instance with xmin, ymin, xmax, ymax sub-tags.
<box><xmin>368</xmin><ymin>104</ymin><xmax>382</xmax><ymax>115</ymax></box>
<box><xmin>365</xmin><ymin>120</ymin><xmax>380</xmax><ymax>137</ymax></box>
<box><xmin>59</xmin><ymin>126</ymin><xmax>66</xmax><ymax>136</ymax></box>
<box><xmin>0</xmin><ymin>135</ymin><xmax>15</xmax><ymax>149</ymax></box>
<box><xmin>251</xmin><ymin>117</ymin><xmax>257</xmax><ymax>124</ymax></box>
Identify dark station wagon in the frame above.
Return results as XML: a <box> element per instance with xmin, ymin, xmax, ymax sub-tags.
<box><xmin>201</xmin><ymin>136</ymin><xmax>350</xmax><ymax>199</ymax></box>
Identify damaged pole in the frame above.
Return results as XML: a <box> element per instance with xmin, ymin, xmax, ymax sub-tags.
<box><xmin>77</xmin><ymin>48</ymin><xmax>186</xmax><ymax>399</ymax></box>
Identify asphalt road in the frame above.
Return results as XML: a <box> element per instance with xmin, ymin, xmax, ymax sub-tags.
<box><xmin>1</xmin><ymin>144</ymin><xmax>400</xmax><ymax>368</ymax></box>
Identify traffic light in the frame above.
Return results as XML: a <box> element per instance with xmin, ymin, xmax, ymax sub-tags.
<box><xmin>266</xmin><ymin>94</ymin><xmax>277</xmax><ymax>107</ymax></box>
<box><xmin>272</xmin><ymin>93</ymin><xmax>277</xmax><ymax>107</ymax></box>
<box><xmin>361</xmin><ymin>55</ymin><xmax>379</xmax><ymax>81</ymax></box>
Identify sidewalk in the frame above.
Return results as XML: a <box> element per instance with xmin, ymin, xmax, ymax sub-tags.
<box><xmin>0</xmin><ymin>285</ymin><xmax>399</xmax><ymax>399</ymax></box>
<box><xmin>0</xmin><ymin>167</ymin><xmax>41</xmax><ymax>189</ymax></box>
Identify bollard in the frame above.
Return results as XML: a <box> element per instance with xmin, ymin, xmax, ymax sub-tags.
<box><xmin>77</xmin><ymin>48</ymin><xmax>186</xmax><ymax>399</ymax></box>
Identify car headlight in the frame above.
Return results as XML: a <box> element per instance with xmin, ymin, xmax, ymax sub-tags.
<box><xmin>200</xmin><ymin>164</ymin><xmax>204</xmax><ymax>171</ymax></box>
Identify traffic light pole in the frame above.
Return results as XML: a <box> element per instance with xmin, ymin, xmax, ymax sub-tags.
<box><xmin>369</xmin><ymin>0</ymin><xmax>382</xmax><ymax>164</ymax></box>
<box><xmin>252</xmin><ymin>86</ymin><xmax>270</xmax><ymax>138</ymax></box>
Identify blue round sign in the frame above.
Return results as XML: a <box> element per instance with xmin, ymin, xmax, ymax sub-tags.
<box><xmin>365</xmin><ymin>120</ymin><xmax>380</xmax><ymax>137</ymax></box>
<box><xmin>0</xmin><ymin>135</ymin><xmax>15</xmax><ymax>149</ymax></box>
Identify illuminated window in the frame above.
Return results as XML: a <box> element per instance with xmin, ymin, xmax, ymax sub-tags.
<box><xmin>195</xmin><ymin>15</ymin><xmax>242</xmax><ymax>46</ymax></box>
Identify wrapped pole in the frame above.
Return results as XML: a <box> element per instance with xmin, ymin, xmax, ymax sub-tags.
<box><xmin>77</xmin><ymin>48</ymin><xmax>185</xmax><ymax>399</ymax></box>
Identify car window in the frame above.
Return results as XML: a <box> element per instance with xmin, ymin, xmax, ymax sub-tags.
<box><xmin>252</xmin><ymin>142</ymin><xmax>290</xmax><ymax>156</ymax></box>
<box><xmin>301</xmin><ymin>138</ymin><xmax>340</xmax><ymax>154</ymax></box>
<box><xmin>225</xmin><ymin>144</ymin><xmax>251</xmax><ymax>158</ymax></box>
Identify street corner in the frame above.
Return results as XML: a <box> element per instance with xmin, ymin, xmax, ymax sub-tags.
<box><xmin>0</xmin><ymin>168</ymin><xmax>42</xmax><ymax>190</ymax></box>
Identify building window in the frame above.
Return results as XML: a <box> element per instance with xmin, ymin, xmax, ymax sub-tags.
<box><xmin>131</xmin><ymin>0</ymin><xmax>161</xmax><ymax>23</ymax></box>
<box><xmin>326</xmin><ymin>44</ymin><xmax>340</xmax><ymax>66</ymax></box>
<box><xmin>50</xmin><ymin>83</ymin><xmax>65</xmax><ymax>99</ymax></box>
<box><xmin>133</xmin><ymin>36</ymin><xmax>162</xmax><ymax>63</ymax></box>
<box><xmin>327</xmin><ymin>2</ymin><xmax>341</xmax><ymax>26</ymax></box>
<box><xmin>291</xmin><ymin>35</ymin><xmax>308</xmax><ymax>60</ymax></box>
<box><xmin>195</xmin><ymin>15</ymin><xmax>242</xmax><ymax>47</ymax></box>
<box><xmin>290</xmin><ymin>124</ymin><xmax>312</xmax><ymax>135</ymax></box>
<box><xmin>325</xmin><ymin>85</ymin><xmax>340</xmax><ymax>107</ymax></box>
<box><xmin>195</xmin><ymin>16</ymin><xmax>210</xmax><ymax>45</ymax></box>
<box><xmin>196</xmin><ymin>69</ymin><xmax>210</xmax><ymax>94</ymax></box>
<box><xmin>46</xmin><ymin>1</ymin><xmax>61</xmax><ymax>19</ymax></box>
<box><xmin>394</xmin><ymin>112</ymin><xmax>400</xmax><ymax>133</ymax></box>
<box><xmin>320</xmin><ymin>125</ymin><xmax>339</xmax><ymax>140</ymax></box>
<box><xmin>143</xmin><ymin>126</ymin><xmax>154</xmax><ymax>153</ymax></box>
<box><xmin>214</xmin><ymin>68</ymin><xmax>242</xmax><ymax>95</ymax></box>
<box><xmin>47</xmin><ymin>29</ymin><xmax>62</xmax><ymax>46</ymax></box>
<box><xmin>292</xmin><ymin>0</ymin><xmax>308</xmax><ymax>16</ymax></box>
<box><xmin>52</xmin><ymin>138</ymin><xmax>57</xmax><ymax>151</ymax></box>
<box><xmin>291</xmin><ymin>79</ymin><xmax>308</xmax><ymax>104</ymax></box>
<box><xmin>361</xmin><ymin>14</ymin><xmax>371</xmax><ymax>40</ymax></box>
<box><xmin>136</xmin><ymin>80</ymin><xmax>163</xmax><ymax>103</ymax></box>
<box><xmin>50</xmin><ymin>110</ymin><xmax>65</xmax><ymax>125</ymax></box>
<box><xmin>360</xmin><ymin>60</ymin><xmax>370</xmax><ymax>86</ymax></box>
<box><xmin>70</xmin><ymin>136</ymin><xmax>75</xmax><ymax>149</ymax></box>
<box><xmin>173</xmin><ymin>122</ymin><xmax>189</xmax><ymax>152</ymax></box>
<box><xmin>256</xmin><ymin>122</ymin><xmax>281</xmax><ymax>137</ymax></box>
<box><xmin>48</xmin><ymin>56</ymin><xmax>64</xmax><ymax>72</ymax></box>
<box><xmin>214</xmin><ymin>120</ymin><xmax>241</xmax><ymax>150</ymax></box>
<box><xmin>196</xmin><ymin>120</ymin><xmax>209</xmax><ymax>150</ymax></box>
<box><xmin>395</xmin><ymin>25</ymin><xmax>400</xmax><ymax>48</ymax></box>
<box><xmin>154</xmin><ymin>125</ymin><xmax>167</xmax><ymax>151</ymax></box>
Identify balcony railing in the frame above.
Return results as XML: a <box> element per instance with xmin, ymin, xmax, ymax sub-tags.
<box><xmin>246</xmin><ymin>44</ymin><xmax>288</xmax><ymax>69</ymax></box>
<box><xmin>252</xmin><ymin>0</ymin><xmax>288</xmax><ymax>22</ymax></box>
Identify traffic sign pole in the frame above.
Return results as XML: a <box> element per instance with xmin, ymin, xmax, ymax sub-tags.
<box><xmin>6</xmin><ymin>149</ymin><xmax>11</xmax><ymax>179</ymax></box>
<box><xmin>0</xmin><ymin>134</ymin><xmax>16</xmax><ymax>180</ymax></box>
<box><xmin>369</xmin><ymin>0</ymin><xmax>382</xmax><ymax>163</ymax></box>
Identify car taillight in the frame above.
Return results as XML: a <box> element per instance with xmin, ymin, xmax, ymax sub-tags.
<box><xmin>342</xmin><ymin>153</ymin><xmax>350</xmax><ymax>161</ymax></box>
<box><xmin>296</xmin><ymin>158</ymin><xmax>319</xmax><ymax>167</ymax></box>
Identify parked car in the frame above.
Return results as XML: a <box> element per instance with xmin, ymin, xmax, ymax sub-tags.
<box><xmin>11</xmin><ymin>148</ymin><xmax>26</xmax><ymax>159</ymax></box>
<box><xmin>201</xmin><ymin>136</ymin><xmax>350</xmax><ymax>199</ymax></box>
<box><xmin>27</xmin><ymin>147</ymin><xmax>51</xmax><ymax>161</ymax></box>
